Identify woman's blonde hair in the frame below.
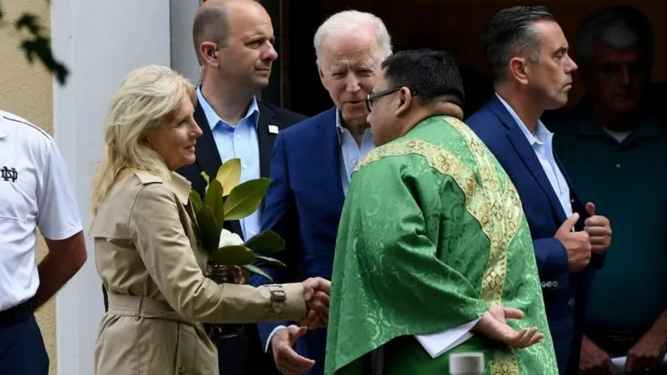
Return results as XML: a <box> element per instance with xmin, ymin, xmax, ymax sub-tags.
<box><xmin>90</xmin><ymin>65</ymin><xmax>195</xmax><ymax>215</ymax></box>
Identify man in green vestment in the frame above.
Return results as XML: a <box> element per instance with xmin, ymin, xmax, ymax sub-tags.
<box><xmin>325</xmin><ymin>49</ymin><xmax>559</xmax><ymax>375</ymax></box>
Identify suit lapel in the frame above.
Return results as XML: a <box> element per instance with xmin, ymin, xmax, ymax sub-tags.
<box><xmin>257</xmin><ymin>102</ymin><xmax>281</xmax><ymax>178</ymax></box>
<box><xmin>488</xmin><ymin>97</ymin><xmax>567</xmax><ymax>223</ymax></box>
<box><xmin>194</xmin><ymin>102</ymin><xmax>222</xmax><ymax>181</ymax></box>
<box><xmin>318</xmin><ymin>108</ymin><xmax>345</xmax><ymax>210</ymax></box>
<box><xmin>193</xmin><ymin>101</ymin><xmax>243</xmax><ymax>235</ymax></box>
<box><xmin>554</xmin><ymin>153</ymin><xmax>587</xmax><ymax>227</ymax></box>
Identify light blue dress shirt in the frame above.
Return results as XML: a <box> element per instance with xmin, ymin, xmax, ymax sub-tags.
<box><xmin>196</xmin><ymin>87</ymin><xmax>261</xmax><ymax>240</ymax></box>
<box><xmin>496</xmin><ymin>93</ymin><xmax>572</xmax><ymax>217</ymax></box>
<box><xmin>335</xmin><ymin>110</ymin><xmax>374</xmax><ymax>194</ymax></box>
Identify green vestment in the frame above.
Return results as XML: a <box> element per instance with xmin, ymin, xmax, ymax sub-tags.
<box><xmin>324</xmin><ymin>116</ymin><xmax>558</xmax><ymax>375</ymax></box>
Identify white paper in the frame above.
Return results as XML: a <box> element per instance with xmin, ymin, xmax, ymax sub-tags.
<box><xmin>415</xmin><ymin>318</ymin><xmax>480</xmax><ymax>358</ymax></box>
<box><xmin>612</xmin><ymin>357</ymin><xmax>626</xmax><ymax>374</ymax></box>
<box><xmin>611</xmin><ymin>354</ymin><xmax>667</xmax><ymax>374</ymax></box>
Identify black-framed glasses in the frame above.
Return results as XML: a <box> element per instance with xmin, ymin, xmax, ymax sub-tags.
<box><xmin>365</xmin><ymin>87</ymin><xmax>402</xmax><ymax>113</ymax></box>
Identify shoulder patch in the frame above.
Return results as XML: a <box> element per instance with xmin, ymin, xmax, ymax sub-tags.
<box><xmin>134</xmin><ymin>170</ymin><xmax>163</xmax><ymax>185</ymax></box>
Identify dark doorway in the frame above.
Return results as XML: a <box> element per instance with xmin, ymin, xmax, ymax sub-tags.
<box><xmin>263</xmin><ymin>0</ymin><xmax>665</xmax><ymax>118</ymax></box>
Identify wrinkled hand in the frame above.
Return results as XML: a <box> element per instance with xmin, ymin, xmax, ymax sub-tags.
<box><xmin>472</xmin><ymin>304</ymin><xmax>543</xmax><ymax>348</ymax></box>
<box><xmin>300</xmin><ymin>277</ymin><xmax>330</xmax><ymax>329</ymax></box>
<box><xmin>555</xmin><ymin>213</ymin><xmax>592</xmax><ymax>272</ymax></box>
<box><xmin>580</xmin><ymin>335</ymin><xmax>617</xmax><ymax>375</ymax></box>
<box><xmin>625</xmin><ymin>326</ymin><xmax>667</xmax><ymax>374</ymax></box>
<box><xmin>584</xmin><ymin>203</ymin><xmax>612</xmax><ymax>255</ymax></box>
<box><xmin>271</xmin><ymin>325</ymin><xmax>316</xmax><ymax>375</ymax></box>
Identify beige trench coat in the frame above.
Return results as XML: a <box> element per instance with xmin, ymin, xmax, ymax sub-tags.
<box><xmin>90</xmin><ymin>170</ymin><xmax>306</xmax><ymax>375</ymax></box>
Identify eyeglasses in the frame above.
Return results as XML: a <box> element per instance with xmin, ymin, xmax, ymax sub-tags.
<box><xmin>365</xmin><ymin>87</ymin><xmax>402</xmax><ymax>113</ymax></box>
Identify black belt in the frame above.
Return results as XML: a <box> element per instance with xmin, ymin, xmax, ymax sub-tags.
<box><xmin>0</xmin><ymin>300</ymin><xmax>33</xmax><ymax>327</ymax></box>
<box><xmin>587</xmin><ymin>330</ymin><xmax>641</xmax><ymax>357</ymax></box>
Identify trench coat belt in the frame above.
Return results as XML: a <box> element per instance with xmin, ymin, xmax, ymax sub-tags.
<box><xmin>107</xmin><ymin>292</ymin><xmax>190</xmax><ymax>324</ymax></box>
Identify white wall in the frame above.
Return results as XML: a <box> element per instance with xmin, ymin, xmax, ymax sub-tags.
<box><xmin>171</xmin><ymin>0</ymin><xmax>202</xmax><ymax>84</ymax></box>
<box><xmin>51</xmin><ymin>0</ymin><xmax>177</xmax><ymax>373</ymax></box>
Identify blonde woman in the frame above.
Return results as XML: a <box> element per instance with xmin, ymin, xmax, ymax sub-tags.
<box><xmin>89</xmin><ymin>65</ymin><xmax>330</xmax><ymax>375</ymax></box>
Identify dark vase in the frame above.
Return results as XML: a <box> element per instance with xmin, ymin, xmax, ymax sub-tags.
<box><xmin>205</xmin><ymin>263</ymin><xmax>245</xmax><ymax>339</ymax></box>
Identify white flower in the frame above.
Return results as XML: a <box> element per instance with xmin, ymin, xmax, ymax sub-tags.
<box><xmin>218</xmin><ymin>229</ymin><xmax>244</xmax><ymax>249</ymax></box>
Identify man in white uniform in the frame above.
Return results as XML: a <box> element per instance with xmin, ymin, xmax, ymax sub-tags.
<box><xmin>0</xmin><ymin>109</ymin><xmax>87</xmax><ymax>375</ymax></box>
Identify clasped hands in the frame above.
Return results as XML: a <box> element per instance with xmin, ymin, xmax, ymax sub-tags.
<box><xmin>271</xmin><ymin>277</ymin><xmax>330</xmax><ymax>375</ymax></box>
<box><xmin>299</xmin><ymin>277</ymin><xmax>331</xmax><ymax>330</ymax></box>
<box><xmin>230</xmin><ymin>269</ymin><xmax>330</xmax><ymax>329</ymax></box>
<box><xmin>555</xmin><ymin>202</ymin><xmax>612</xmax><ymax>272</ymax></box>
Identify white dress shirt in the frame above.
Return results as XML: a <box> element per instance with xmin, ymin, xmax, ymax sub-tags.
<box><xmin>196</xmin><ymin>87</ymin><xmax>261</xmax><ymax>240</ymax></box>
<box><xmin>496</xmin><ymin>94</ymin><xmax>573</xmax><ymax>218</ymax></box>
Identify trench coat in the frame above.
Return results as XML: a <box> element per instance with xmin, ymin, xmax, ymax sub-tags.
<box><xmin>90</xmin><ymin>170</ymin><xmax>306</xmax><ymax>375</ymax></box>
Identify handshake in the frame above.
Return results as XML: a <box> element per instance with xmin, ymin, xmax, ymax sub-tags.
<box><xmin>299</xmin><ymin>277</ymin><xmax>331</xmax><ymax>330</ymax></box>
<box><xmin>269</xmin><ymin>277</ymin><xmax>330</xmax><ymax>375</ymax></box>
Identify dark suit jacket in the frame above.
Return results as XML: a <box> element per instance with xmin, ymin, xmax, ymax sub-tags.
<box><xmin>177</xmin><ymin>98</ymin><xmax>306</xmax><ymax>375</ymax></box>
<box><xmin>178</xmin><ymin>100</ymin><xmax>307</xmax><ymax>233</ymax></box>
<box><xmin>467</xmin><ymin>95</ymin><xmax>603</xmax><ymax>375</ymax></box>
<box><xmin>250</xmin><ymin>108</ymin><xmax>342</xmax><ymax>375</ymax></box>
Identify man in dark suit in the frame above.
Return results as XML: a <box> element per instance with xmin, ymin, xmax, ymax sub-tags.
<box><xmin>177</xmin><ymin>1</ymin><xmax>306</xmax><ymax>375</ymax></box>
<box><xmin>466</xmin><ymin>6</ymin><xmax>612</xmax><ymax>375</ymax></box>
<box><xmin>249</xmin><ymin>10</ymin><xmax>392</xmax><ymax>375</ymax></box>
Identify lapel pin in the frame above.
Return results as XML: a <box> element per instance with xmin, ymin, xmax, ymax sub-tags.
<box><xmin>268</xmin><ymin>125</ymin><xmax>280</xmax><ymax>134</ymax></box>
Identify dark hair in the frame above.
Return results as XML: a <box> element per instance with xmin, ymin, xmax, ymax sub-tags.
<box><xmin>193</xmin><ymin>6</ymin><xmax>229</xmax><ymax>65</ymax></box>
<box><xmin>483</xmin><ymin>5</ymin><xmax>555</xmax><ymax>82</ymax></box>
<box><xmin>577</xmin><ymin>6</ymin><xmax>654</xmax><ymax>69</ymax></box>
<box><xmin>381</xmin><ymin>49</ymin><xmax>465</xmax><ymax>108</ymax></box>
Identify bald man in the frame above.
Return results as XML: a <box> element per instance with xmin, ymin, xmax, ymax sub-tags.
<box><xmin>177</xmin><ymin>1</ymin><xmax>307</xmax><ymax>375</ymax></box>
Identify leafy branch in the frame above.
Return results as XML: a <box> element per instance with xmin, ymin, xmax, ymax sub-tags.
<box><xmin>0</xmin><ymin>2</ymin><xmax>69</xmax><ymax>84</ymax></box>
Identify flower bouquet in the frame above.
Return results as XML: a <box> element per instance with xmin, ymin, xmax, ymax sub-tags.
<box><xmin>189</xmin><ymin>158</ymin><xmax>287</xmax><ymax>338</ymax></box>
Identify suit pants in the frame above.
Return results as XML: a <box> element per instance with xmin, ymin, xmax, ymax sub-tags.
<box><xmin>217</xmin><ymin>324</ymin><xmax>281</xmax><ymax>375</ymax></box>
<box><xmin>0</xmin><ymin>314</ymin><xmax>49</xmax><ymax>375</ymax></box>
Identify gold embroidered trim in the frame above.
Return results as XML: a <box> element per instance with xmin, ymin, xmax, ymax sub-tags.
<box><xmin>357</xmin><ymin>117</ymin><xmax>522</xmax><ymax>375</ymax></box>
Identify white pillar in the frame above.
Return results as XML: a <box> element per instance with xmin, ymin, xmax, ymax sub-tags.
<box><xmin>170</xmin><ymin>0</ymin><xmax>203</xmax><ymax>83</ymax></box>
<box><xmin>51</xmin><ymin>0</ymin><xmax>171</xmax><ymax>373</ymax></box>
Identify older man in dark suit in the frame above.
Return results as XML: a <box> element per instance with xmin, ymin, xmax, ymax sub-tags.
<box><xmin>250</xmin><ymin>10</ymin><xmax>393</xmax><ymax>375</ymax></box>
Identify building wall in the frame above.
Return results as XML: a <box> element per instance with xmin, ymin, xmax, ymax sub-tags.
<box><xmin>0</xmin><ymin>1</ymin><xmax>57</xmax><ymax>374</ymax></box>
<box><xmin>1</xmin><ymin>0</ymin><xmax>201</xmax><ymax>373</ymax></box>
<box><xmin>51</xmin><ymin>0</ymin><xmax>173</xmax><ymax>373</ymax></box>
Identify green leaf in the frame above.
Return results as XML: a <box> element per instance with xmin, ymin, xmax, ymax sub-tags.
<box><xmin>196</xmin><ymin>206</ymin><xmax>220</xmax><ymax>253</ymax></box>
<box><xmin>242</xmin><ymin>264</ymin><xmax>273</xmax><ymax>282</ymax></box>
<box><xmin>189</xmin><ymin>189</ymin><xmax>203</xmax><ymax>214</ymax></box>
<box><xmin>203</xmin><ymin>178</ymin><xmax>224</xmax><ymax>224</ymax></box>
<box><xmin>16</xmin><ymin>14</ymin><xmax>41</xmax><ymax>34</ymax></box>
<box><xmin>201</xmin><ymin>171</ymin><xmax>210</xmax><ymax>192</ymax></box>
<box><xmin>216</xmin><ymin>158</ymin><xmax>242</xmax><ymax>196</ymax></box>
<box><xmin>15</xmin><ymin>14</ymin><xmax>69</xmax><ymax>85</ymax></box>
<box><xmin>244</xmin><ymin>230</ymin><xmax>285</xmax><ymax>254</ymax></box>
<box><xmin>255</xmin><ymin>255</ymin><xmax>287</xmax><ymax>268</ymax></box>
<box><xmin>223</xmin><ymin>178</ymin><xmax>271</xmax><ymax>220</ymax></box>
<box><xmin>211</xmin><ymin>245</ymin><xmax>255</xmax><ymax>265</ymax></box>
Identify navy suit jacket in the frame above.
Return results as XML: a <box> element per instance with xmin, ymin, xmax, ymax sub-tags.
<box><xmin>250</xmin><ymin>108</ymin><xmax>343</xmax><ymax>375</ymax></box>
<box><xmin>176</xmin><ymin>99</ymin><xmax>306</xmax><ymax>375</ymax></box>
<box><xmin>467</xmin><ymin>95</ymin><xmax>603</xmax><ymax>375</ymax></box>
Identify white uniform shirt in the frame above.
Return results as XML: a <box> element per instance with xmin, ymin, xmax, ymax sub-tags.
<box><xmin>0</xmin><ymin>110</ymin><xmax>83</xmax><ymax>312</ymax></box>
